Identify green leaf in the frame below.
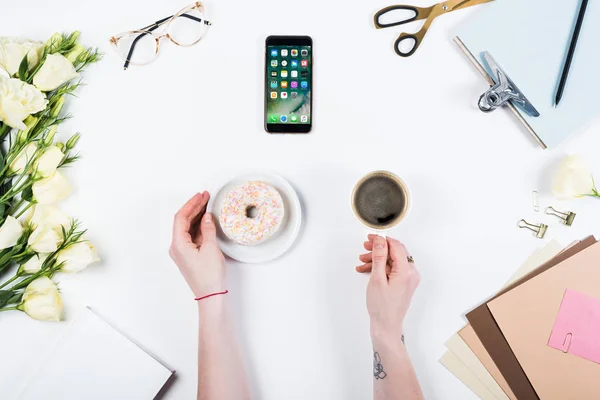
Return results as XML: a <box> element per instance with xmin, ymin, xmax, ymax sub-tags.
<box><xmin>0</xmin><ymin>290</ymin><xmax>14</xmax><ymax>308</ymax></box>
<box><xmin>8</xmin><ymin>293</ymin><xmax>22</xmax><ymax>305</ymax></box>
<box><xmin>17</xmin><ymin>55</ymin><xmax>29</xmax><ymax>81</ymax></box>
<box><xmin>21</xmin><ymin>186</ymin><xmax>33</xmax><ymax>203</ymax></box>
<box><xmin>0</xmin><ymin>203</ymin><xmax>6</xmax><ymax>219</ymax></box>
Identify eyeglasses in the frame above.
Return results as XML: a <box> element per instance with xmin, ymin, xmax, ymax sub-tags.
<box><xmin>109</xmin><ymin>2</ymin><xmax>211</xmax><ymax>70</ymax></box>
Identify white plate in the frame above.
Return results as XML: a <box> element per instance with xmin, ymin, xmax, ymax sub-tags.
<box><xmin>211</xmin><ymin>173</ymin><xmax>302</xmax><ymax>264</ymax></box>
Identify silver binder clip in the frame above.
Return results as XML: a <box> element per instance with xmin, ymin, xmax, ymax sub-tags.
<box><xmin>478</xmin><ymin>52</ymin><xmax>540</xmax><ymax>117</ymax></box>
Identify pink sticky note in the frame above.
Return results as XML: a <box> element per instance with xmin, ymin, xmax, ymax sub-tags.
<box><xmin>548</xmin><ymin>289</ymin><xmax>600</xmax><ymax>364</ymax></box>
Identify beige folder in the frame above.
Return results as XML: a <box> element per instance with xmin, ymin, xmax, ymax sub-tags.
<box><xmin>488</xmin><ymin>241</ymin><xmax>600</xmax><ymax>400</ymax></box>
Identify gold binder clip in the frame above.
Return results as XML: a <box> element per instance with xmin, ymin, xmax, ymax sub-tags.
<box><xmin>545</xmin><ymin>206</ymin><xmax>576</xmax><ymax>226</ymax></box>
<box><xmin>518</xmin><ymin>219</ymin><xmax>548</xmax><ymax>239</ymax></box>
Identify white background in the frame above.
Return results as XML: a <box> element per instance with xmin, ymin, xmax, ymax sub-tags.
<box><xmin>2</xmin><ymin>0</ymin><xmax>600</xmax><ymax>399</ymax></box>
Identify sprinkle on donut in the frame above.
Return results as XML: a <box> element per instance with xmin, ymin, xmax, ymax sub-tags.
<box><xmin>219</xmin><ymin>181</ymin><xmax>285</xmax><ymax>246</ymax></box>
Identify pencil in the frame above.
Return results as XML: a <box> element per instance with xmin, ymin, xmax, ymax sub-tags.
<box><xmin>555</xmin><ymin>0</ymin><xmax>589</xmax><ymax>106</ymax></box>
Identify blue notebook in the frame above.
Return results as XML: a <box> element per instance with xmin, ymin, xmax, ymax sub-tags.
<box><xmin>456</xmin><ymin>0</ymin><xmax>600</xmax><ymax>148</ymax></box>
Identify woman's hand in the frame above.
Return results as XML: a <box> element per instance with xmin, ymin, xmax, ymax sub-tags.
<box><xmin>356</xmin><ymin>235</ymin><xmax>420</xmax><ymax>341</ymax></box>
<box><xmin>169</xmin><ymin>192</ymin><xmax>226</xmax><ymax>299</ymax></box>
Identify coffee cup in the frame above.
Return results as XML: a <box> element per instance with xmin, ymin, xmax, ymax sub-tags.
<box><xmin>351</xmin><ymin>171</ymin><xmax>411</xmax><ymax>231</ymax></box>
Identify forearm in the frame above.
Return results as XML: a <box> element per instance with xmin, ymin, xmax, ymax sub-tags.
<box><xmin>197</xmin><ymin>297</ymin><xmax>251</xmax><ymax>400</ymax></box>
<box><xmin>371</xmin><ymin>331</ymin><xmax>424</xmax><ymax>400</ymax></box>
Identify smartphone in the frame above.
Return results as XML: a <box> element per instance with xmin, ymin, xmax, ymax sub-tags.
<box><xmin>264</xmin><ymin>35</ymin><xmax>313</xmax><ymax>133</ymax></box>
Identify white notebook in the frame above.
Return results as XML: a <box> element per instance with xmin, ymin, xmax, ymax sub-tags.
<box><xmin>19</xmin><ymin>308</ymin><xmax>174</xmax><ymax>400</ymax></box>
<box><xmin>456</xmin><ymin>0</ymin><xmax>600</xmax><ymax>148</ymax></box>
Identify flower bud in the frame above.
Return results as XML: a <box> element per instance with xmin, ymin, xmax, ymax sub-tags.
<box><xmin>43</xmin><ymin>126</ymin><xmax>57</xmax><ymax>146</ymax></box>
<box><xmin>66</xmin><ymin>44</ymin><xmax>85</xmax><ymax>64</ymax></box>
<box><xmin>45</xmin><ymin>33</ymin><xmax>63</xmax><ymax>53</ymax></box>
<box><xmin>56</xmin><ymin>142</ymin><xmax>65</xmax><ymax>151</ymax></box>
<box><xmin>65</xmin><ymin>31</ymin><xmax>81</xmax><ymax>47</ymax></box>
<box><xmin>16</xmin><ymin>116</ymin><xmax>38</xmax><ymax>144</ymax></box>
<box><xmin>66</xmin><ymin>133</ymin><xmax>80</xmax><ymax>150</ymax></box>
<box><xmin>50</xmin><ymin>97</ymin><xmax>65</xmax><ymax>118</ymax></box>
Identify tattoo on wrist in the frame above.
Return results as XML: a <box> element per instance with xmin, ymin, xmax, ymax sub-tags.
<box><xmin>373</xmin><ymin>351</ymin><xmax>387</xmax><ymax>380</ymax></box>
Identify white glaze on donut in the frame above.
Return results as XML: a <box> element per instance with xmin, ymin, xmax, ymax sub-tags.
<box><xmin>219</xmin><ymin>181</ymin><xmax>285</xmax><ymax>245</ymax></box>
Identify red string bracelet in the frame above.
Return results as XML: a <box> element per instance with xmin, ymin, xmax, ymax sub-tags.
<box><xmin>195</xmin><ymin>290</ymin><xmax>229</xmax><ymax>301</ymax></box>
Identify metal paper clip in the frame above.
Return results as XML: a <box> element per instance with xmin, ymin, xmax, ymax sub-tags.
<box><xmin>518</xmin><ymin>219</ymin><xmax>548</xmax><ymax>239</ymax></box>
<box><xmin>546</xmin><ymin>206</ymin><xmax>576</xmax><ymax>226</ymax></box>
<box><xmin>478</xmin><ymin>52</ymin><xmax>540</xmax><ymax>117</ymax></box>
<box><xmin>532</xmin><ymin>191</ymin><xmax>539</xmax><ymax>212</ymax></box>
<box><xmin>562</xmin><ymin>333</ymin><xmax>573</xmax><ymax>353</ymax></box>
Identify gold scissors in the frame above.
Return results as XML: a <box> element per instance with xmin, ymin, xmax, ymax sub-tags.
<box><xmin>374</xmin><ymin>0</ymin><xmax>493</xmax><ymax>57</ymax></box>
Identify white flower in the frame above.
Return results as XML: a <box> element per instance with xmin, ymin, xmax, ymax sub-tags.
<box><xmin>9</xmin><ymin>143</ymin><xmax>38</xmax><ymax>174</ymax></box>
<box><xmin>0</xmin><ymin>76</ymin><xmax>48</xmax><ymax>130</ymax></box>
<box><xmin>0</xmin><ymin>37</ymin><xmax>43</xmax><ymax>76</ymax></box>
<box><xmin>20</xmin><ymin>253</ymin><xmax>50</xmax><ymax>274</ymax></box>
<box><xmin>33</xmin><ymin>54</ymin><xmax>79</xmax><ymax>92</ymax></box>
<box><xmin>35</xmin><ymin>146</ymin><xmax>64</xmax><ymax>178</ymax></box>
<box><xmin>57</xmin><ymin>242</ymin><xmax>100</xmax><ymax>273</ymax></box>
<box><xmin>28</xmin><ymin>204</ymin><xmax>71</xmax><ymax>231</ymax></box>
<box><xmin>552</xmin><ymin>155</ymin><xmax>596</xmax><ymax>199</ymax></box>
<box><xmin>0</xmin><ymin>216</ymin><xmax>23</xmax><ymax>250</ymax></box>
<box><xmin>18</xmin><ymin>277</ymin><xmax>62</xmax><ymax>322</ymax></box>
<box><xmin>28</xmin><ymin>223</ymin><xmax>61</xmax><ymax>253</ymax></box>
<box><xmin>32</xmin><ymin>171</ymin><xmax>72</xmax><ymax>204</ymax></box>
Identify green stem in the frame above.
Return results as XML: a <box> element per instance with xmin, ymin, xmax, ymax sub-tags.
<box><xmin>14</xmin><ymin>202</ymin><xmax>34</xmax><ymax>219</ymax></box>
<box><xmin>0</xmin><ymin>306</ymin><xmax>18</xmax><ymax>312</ymax></box>
<box><xmin>7</xmin><ymin>198</ymin><xmax>26</xmax><ymax>216</ymax></box>
<box><xmin>0</xmin><ymin>274</ymin><xmax>20</xmax><ymax>290</ymax></box>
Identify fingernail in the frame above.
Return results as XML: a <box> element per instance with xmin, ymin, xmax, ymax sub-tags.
<box><xmin>205</xmin><ymin>213</ymin><xmax>212</xmax><ymax>223</ymax></box>
<box><xmin>374</xmin><ymin>237</ymin><xmax>385</xmax><ymax>249</ymax></box>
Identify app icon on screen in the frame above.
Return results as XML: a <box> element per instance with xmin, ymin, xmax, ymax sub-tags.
<box><xmin>291</xmin><ymin>60</ymin><xmax>298</xmax><ymax>67</ymax></box>
<box><xmin>281</xmin><ymin>60</ymin><xmax>288</xmax><ymax>67</ymax></box>
<box><xmin>281</xmin><ymin>49</ymin><xmax>288</xmax><ymax>57</ymax></box>
<box><xmin>280</xmin><ymin>115</ymin><xmax>288</xmax><ymax>123</ymax></box>
<box><xmin>270</xmin><ymin>49</ymin><xmax>278</xmax><ymax>57</ymax></box>
<box><xmin>281</xmin><ymin>70</ymin><xmax>288</xmax><ymax>78</ymax></box>
<box><xmin>270</xmin><ymin>80</ymin><xmax>277</xmax><ymax>88</ymax></box>
<box><xmin>281</xmin><ymin>81</ymin><xmax>288</xmax><ymax>88</ymax></box>
<box><xmin>269</xmin><ymin>115</ymin><xmax>278</xmax><ymax>122</ymax></box>
<box><xmin>271</xmin><ymin>60</ymin><xmax>278</xmax><ymax>67</ymax></box>
<box><xmin>301</xmin><ymin>81</ymin><xmax>308</xmax><ymax>89</ymax></box>
<box><xmin>291</xmin><ymin>92</ymin><xmax>298</xmax><ymax>99</ymax></box>
<box><xmin>301</xmin><ymin>115</ymin><xmax>308</xmax><ymax>122</ymax></box>
<box><xmin>291</xmin><ymin>81</ymin><xmax>298</xmax><ymax>88</ymax></box>
<box><xmin>301</xmin><ymin>60</ymin><xmax>308</xmax><ymax>67</ymax></box>
<box><xmin>291</xmin><ymin>49</ymin><xmax>298</xmax><ymax>56</ymax></box>
<box><xmin>281</xmin><ymin>92</ymin><xmax>288</xmax><ymax>99</ymax></box>
<box><xmin>271</xmin><ymin>71</ymin><xmax>277</xmax><ymax>77</ymax></box>
<box><xmin>291</xmin><ymin>115</ymin><xmax>298</xmax><ymax>122</ymax></box>
<box><xmin>270</xmin><ymin>92</ymin><xmax>277</xmax><ymax>99</ymax></box>
<box><xmin>301</xmin><ymin>49</ymin><xmax>308</xmax><ymax>56</ymax></box>
<box><xmin>291</xmin><ymin>70</ymin><xmax>298</xmax><ymax>78</ymax></box>
<box><xmin>301</xmin><ymin>71</ymin><xmax>308</xmax><ymax>77</ymax></box>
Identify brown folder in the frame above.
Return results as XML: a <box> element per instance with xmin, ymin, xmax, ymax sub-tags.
<box><xmin>489</xmin><ymin>240</ymin><xmax>600</xmax><ymax>399</ymax></box>
<box><xmin>466</xmin><ymin>236</ymin><xmax>596</xmax><ymax>399</ymax></box>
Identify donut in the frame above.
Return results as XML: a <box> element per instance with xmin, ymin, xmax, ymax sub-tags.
<box><xmin>219</xmin><ymin>181</ymin><xmax>285</xmax><ymax>246</ymax></box>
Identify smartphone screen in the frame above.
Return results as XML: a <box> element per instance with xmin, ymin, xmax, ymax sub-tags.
<box><xmin>264</xmin><ymin>36</ymin><xmax>312</xmax><ymax>133</ymax></box>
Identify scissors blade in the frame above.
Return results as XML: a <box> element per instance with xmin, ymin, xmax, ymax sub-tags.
<box><xmin>447</xmin><ymin>0</ymin><xmax>494</xmax><ymax>12</ymax></box>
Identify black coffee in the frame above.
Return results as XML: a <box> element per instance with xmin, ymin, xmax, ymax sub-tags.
<box><xmin>353</xmin><ymin>174</ymin><xmax>407</xmax><ymax>228</ymax></box>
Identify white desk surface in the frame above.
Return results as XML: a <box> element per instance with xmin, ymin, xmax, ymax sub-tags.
<box><xmin>2</xmin><ymin>1</ymin><xmax>600</xmax><ymax>399</ymax></box>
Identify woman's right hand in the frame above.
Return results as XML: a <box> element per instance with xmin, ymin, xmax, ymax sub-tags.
<box><xmin>169</xmin><ymin>192</ymin><xmax>227</xmax><ymax>299</ymax></box>
<box><xmin>356</xmin><ymin>235</ymin><xmax>420</xmax><ymax>341</ymax></box>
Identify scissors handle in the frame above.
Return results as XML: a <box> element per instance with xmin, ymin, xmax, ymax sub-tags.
<box><xmin>394</xmin><ymin>32</ymin><xmax>423</xmax><ymax>57</ymax></box>
<box><xmin>373</xmin><ymin>5</ymin><xmax>430</xmax><ymax>29</ymax></box>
